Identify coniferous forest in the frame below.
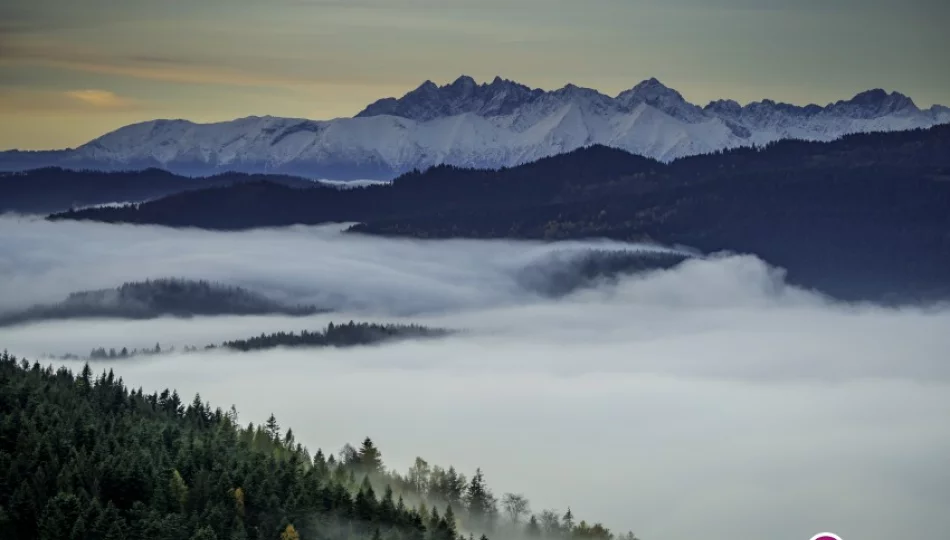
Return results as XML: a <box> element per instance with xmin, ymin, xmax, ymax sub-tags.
<box><xmin>54</xmin><ymin>322</ymin><xmax>453</xmax><ymax>361</ymax></box>
<box><xmin>0</xmin><ymin>279</ymin><xmax>325</xmax><ymax>328</ymax></box>
<box><xmin>0</xmin><ymin>351</ymin><xmax>630</xmax><ymax>540</ymax></box>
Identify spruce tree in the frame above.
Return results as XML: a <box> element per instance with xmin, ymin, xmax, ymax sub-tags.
<box><xmin>465</xmin><ymin>468</ymin><xmax>491</xmax><ymax>526</ymax></box>
<box><xmin>358</xmin><ymin>437</ymin><xmax>384</xmax><ymax>475</ymax></box>
<box><xmin>264</xmin><ymin>413</ymin><xmax>280</xmax><ymax>441</ymax></box>
<box><xmin>563</xmin><ymin>508</ymin><xmax>575</xmax><ymax>531</ymax></box>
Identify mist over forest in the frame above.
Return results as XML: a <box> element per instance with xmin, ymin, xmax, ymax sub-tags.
<box><xmin>2</xmin><ymin>217</ymin><xmax>949</xmax><ymax>540</ymax></box>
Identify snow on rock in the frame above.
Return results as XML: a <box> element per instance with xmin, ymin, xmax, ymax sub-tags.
<box><xmin>2</xmin><ymin>76</ymin><xmax>947</xmax><ymax>179</ymax></box>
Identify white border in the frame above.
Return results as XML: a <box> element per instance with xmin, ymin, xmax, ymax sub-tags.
<box><xmin>809</xmin><ymin>533</ymin><xmax>841</xmax><ymax>540</ymax></box>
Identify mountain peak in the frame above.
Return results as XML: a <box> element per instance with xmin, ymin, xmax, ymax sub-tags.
<box><xmin>4</xmin><ymin>78</ymin><xmax>947</xmax><ymax>179</ymax></box>
<box><xmin>831</xmin><ymin>88</ymin><xmax>918</xmax><ymax>117</ymax></box>
<box><xmin>450</xmin><ymin>75</ymin><xmax>477</xmax><ymax>89</ymax></box>
<box><xmin>617</xmin><ymin>78</ymin><xmax>705</xmax><ymax>122</ymax></box>
<box><xmin>704</xmin><ymin>99</ymin><xmax>743</xmax><ymax>116</ymax></box>
<box><xmin>555</xmin><ymin>83</ymin><xmax>594</xmax><ymax>95</ymax></box>
<box><xmin>415</xmin><ymin>80</ymin><xmax>439</xmax><ymax>92</ymax></box>
<box><xmin>850</xmin><ymin>88</ymin><xmax>890</xmax><ymax>104</ymax></box>
<box><xmin>355</xmin><ymin>76</ymin><xmax>543</xmax><ymax>121</ymax></box>
<box><xmin>632</xmin><ymin>77</ymin><xmax>671</xmax><ymax>92</ymax></box>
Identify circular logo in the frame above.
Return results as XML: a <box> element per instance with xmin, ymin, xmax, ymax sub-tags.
<box><xmin>809</xmin><ymin>534</ymin><xmax>841</xmax><ymax>540</ymax></box>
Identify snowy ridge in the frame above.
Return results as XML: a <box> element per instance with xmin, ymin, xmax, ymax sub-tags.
<box><xmin>2</xmin><ymin>76</ymin><xmax>948</xmax><ymax>179</ymax></box>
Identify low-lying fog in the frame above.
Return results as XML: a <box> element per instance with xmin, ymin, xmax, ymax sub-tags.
<box><xmin>2</xmin><ymin>217</ymin><xmax>949</xmax><ymax>540</ymax></box>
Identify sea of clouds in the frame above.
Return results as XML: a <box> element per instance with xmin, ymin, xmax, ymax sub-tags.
<box><xmin>1</xmin><ymin>216</ymin><xmax>948</xmax><ymax>540</ymax></box>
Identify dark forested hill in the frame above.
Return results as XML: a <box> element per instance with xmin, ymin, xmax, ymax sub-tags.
<box><xmin>56</xmin><ymin>321</ymin><xmax>453</xmax><ymax>361</ymax></box>
<box><xmin>0</xmin><ymin>278</ymin><xmax>324</xmax><ymax>327</ymax></box>
<box><xmin>46</xmin><ymin>125</ymin><xmax>950</xmax><ymax>302</ymax></box>
<box><xmin>0</xmin><ymin>350</ymin><xmax>629</xmax><ymax>540</ymax></box>
<box><xmin>46</xmin><ymin>146</ymin><xmax>664</xmax><ymax>229</ymax></box>
<box><xmin>515</xmin><ymin>249</ymin><xmax>692</xmax><ymax>298</ymax></box>
<box><xmin>0</xmin><ymin>167</ymin><xmax>318</xmax><ymax>214</ymax></box>
<box><xmin>217</xmin><ymin>322</ymin><xmax>452</xmax><ymax>352</ymax></box>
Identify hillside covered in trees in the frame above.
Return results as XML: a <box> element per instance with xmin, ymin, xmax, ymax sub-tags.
<box><xmin>0</xmin><ymin>168</ymin><xmax>319</xmax><ymax>214</ymax></box>
<box><xmin>46</xmin><ymin>125</ymin><xmax>950</xmax><ymax>303</ymax></box>
<box><xmin>515</xmin><ymin>249</ymin><xmax>692</xmax><ymax>298</ymax></box>
<box><xmin>0</xmin><ymin>350</ymin><xmax>631</xmax><ymax>540</ymax></box>
<box><xmin>0</xmin><ymin>279</ymin><xmax>325</xmax><ymax>327</ymax></box>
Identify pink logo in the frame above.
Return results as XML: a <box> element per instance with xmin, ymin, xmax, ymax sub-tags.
<box><xmin>809</xmin><ymin>534</ymin><xmax>841</xmax><ymax>540</ymax></box>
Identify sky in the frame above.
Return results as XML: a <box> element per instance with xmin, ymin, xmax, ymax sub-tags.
<box><xmin>1</xmin><ymin>217</ymin><xmax>949</xmax><ymax>540</ymax></box>
<box><xmin>1</xmin><ymin>0</ymin><xmax>948</xmax><ymax>150</ymax></box>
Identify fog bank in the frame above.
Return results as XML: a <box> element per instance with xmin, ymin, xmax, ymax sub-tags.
<box><xmin>0</xmin><ymin>217</ymin><xmax>682</xmax><ymax>315</ymax></box>
<box><xmin>1</xmin><ymin>217</ymin><xmax>949</xmax><ymax>540</ymax></box>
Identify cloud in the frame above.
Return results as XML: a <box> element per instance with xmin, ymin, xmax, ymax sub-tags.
<box><xmin>64</xmin><ymin>89</ymin><xmax>136</xmax><ymax>109</ymax></box>
<box><xmin>1</xmin><ymin>43</ymin><xmax>324</xmax><ymax>89</ymax></box>
<box><xmin>1</xmin><ymin>217</ymin><xmax>949</xmax><ymax>540</ymax></box>
<box><xmin>0</xmin><ymin>87</ymin><xmax>142</xmax><ymax>114</ymax></box>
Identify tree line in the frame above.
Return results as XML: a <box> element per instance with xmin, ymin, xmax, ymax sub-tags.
<box><xmin>46</xmin><ymin>322</ymin><xmax>452</xmax><ymax>362</ymax></box>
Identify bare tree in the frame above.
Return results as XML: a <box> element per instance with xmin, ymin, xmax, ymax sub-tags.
<box><xmin>407</xmin><ymin>457</ymin><xmax>431</xmax><ymax>497</ymax></box>
<box><xmin>502</xmin><ymin>493</ymin><xmax>531</xmax><ymax>524</ymax></box>
<box><xmin>539</xmin><ymin>509</ymin><xmax>562</xmax><ymax>536</ymax></box>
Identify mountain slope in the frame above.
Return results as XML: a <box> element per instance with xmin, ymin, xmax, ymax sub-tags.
<box><xmin>0</xmin><ymin>167</ymin><xmax>320</xmax><ymax>214</ymax></box>
<box><xmin>2</xmin><ymin>77</ymin><xmax>946</xmax><ymax>179</ymax></box>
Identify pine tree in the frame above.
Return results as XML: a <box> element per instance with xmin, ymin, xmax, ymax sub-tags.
<box><xmin>563</xmin><ymin>508</ymin><xmax>575</xmax><ymax>531</ymax></box>
<box><xmin>79</xmin><ymin>363</ymin><xmax>92</xmax><ymax>386</ymax></box>
<box><xmin>465</xmin><ymin>468</ymin><xmax>492</xmax><ymax>526</ymax></box>
<box><xmin>264</xmin><ymin>413</ymin><xmax>280</xmax><ymax>441</ymax></box>
<box><xmin>443</xmin><ymin>505</ymin><xmax>458</xmax><ymax>537</ymax></box>
<box><xmin>354</xmin><ymin>478</ymin><xmax>377</xmax><ymax>523</ymax></box>
<box><xmin>379</xmin><ymin>485</ymin><xmax>396</xmax><ymax>524</ymax></box>
<box><xmin>428</xmin><ymin>506</ymin><xmax>441</xmax><ymax>537</ymax></box>
<box><xmin>357</xmin><ymin>437</ymin><xmax>384</xmax><ymax>475</ymax></box>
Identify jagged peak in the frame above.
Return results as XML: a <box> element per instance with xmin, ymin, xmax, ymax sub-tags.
<box><xmin>621</xmin><ymin>78</ymin><xmax>685</xmax><ymax>100</ymax></box>
<box><xmin>616</xmin><ymin>78</ymin><xmax>705</xmax><ymax>122</ymax></box>
<box><xmin>633</xmin><ymin>77</ymin><xmax>672</xmax><ymax>91</ymax></box>
<box><xmin>554</xmin><ymin>83</ymin><xmax>606</xmax><ymax>96</ymax></box>
<box><xmin>354</xmin><ymin>75</ymin><xmax>544</xmax><ymax>121</ymax></box>
<box><xmin>830</xmin><ymin>88</ymin><xmax>918</xmax><ymax>116</ymax></box>
<box><xmin>414</xmin><ymin>80</ymin><xmax>439</xmax><ymax>92</ymax></box>
<box><xmin>450</xmin><ymin>74</ymin><xmax>477</xmax><ymax>88</ymax></box>
<box><xmin>849</xmin><ymin>88</ymin><xmax>890</xmax><ymax>102</ymax></box>
<box><xmin>704</xmin><ymin>99</ymin><xmax>743</xmax><ymax>115</ymax></box>
<box><xmin>833</xmin><ymin>88</ymin><xmax>912</xmax><ymax>107</ymax></box>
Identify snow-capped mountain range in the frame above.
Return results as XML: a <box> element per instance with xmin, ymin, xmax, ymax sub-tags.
<box><xmin>3</xmin><ymin>76</ymin><xmax>948</xmax><ymax>179</ymax></box>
